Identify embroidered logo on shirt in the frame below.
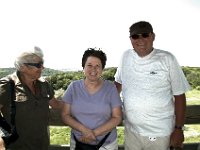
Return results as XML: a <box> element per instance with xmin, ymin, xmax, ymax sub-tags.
<box><xmin>150</xmin><ymin>71</ymin><xmax>157</xmax><ymax>75</ymax></box>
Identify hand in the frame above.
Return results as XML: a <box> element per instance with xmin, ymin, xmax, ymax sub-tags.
<box><xmin>170</xmin><ymin>146</ymin><xmax>183</xmax><ymax>150</ymax></box>
<box><xmin>0</xmin><ymin>137</ymin><xmax>6</xmax><ymax>150</ymax></box>
<box><xmin>170</xmin><ymin>129</ymin><xmax>184</xmax><ymax>148</ymax></box>
<box><xmin>80</xmin><ymin>128</ymin><xmax>96</xmax><ymax>143</ymax></box>
<box><xmin>80</xmin><ymin>136</ymin><xmax>95</xmax><ymax>143</ymax></box>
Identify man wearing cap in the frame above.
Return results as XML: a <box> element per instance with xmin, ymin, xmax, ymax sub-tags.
<box><xmin>114</xmin><ymin>21</ymin><xmax>190</xmax><ymax>150</ymax></box>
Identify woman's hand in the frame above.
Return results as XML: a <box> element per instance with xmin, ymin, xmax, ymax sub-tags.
<box><xmin>79</xmin><ymin>128</ymin><xmax>96</xmax><ymax>143</ymax></box>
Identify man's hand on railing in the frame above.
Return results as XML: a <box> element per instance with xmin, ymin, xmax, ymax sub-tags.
<box><xmin>170</xmin><ymin>129</ymin><xmax>184</xmax><ymax>149</ymax></box>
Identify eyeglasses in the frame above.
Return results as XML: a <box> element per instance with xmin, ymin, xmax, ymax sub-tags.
<box><xmin>130</xmin><ymin>33</ymin><xmax>150</xmax><ymax>40</ymax></box>
<box><xmin>24</xmin><ymin>62</ymin><xmax>43</xmax><ymax>68</ymax></box>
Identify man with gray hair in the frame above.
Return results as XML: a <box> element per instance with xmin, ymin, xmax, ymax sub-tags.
<box><xmin>0</xmin><ymin>46</ymin><xmax>63</xmax><ymax>150</ymax></box>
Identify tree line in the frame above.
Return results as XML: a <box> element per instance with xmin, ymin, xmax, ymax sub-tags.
<box><xmin>0</xmin><ymin>67</ymin><xmax>200</xmax><ymax>91</ymax></box>
<box><xmin>46</xmin><ymin>67</ymin><xmax>200</xmax><ymax>91</ymax></box>
<box><xmin>0</xmin><ymin>67</ymin><xmax>63</xmax><ymax>79</ymax></box>
<box><xmin>45</xmin><ymin>67</ymin><xmax>117</xmax><ymax>90</ymax></box>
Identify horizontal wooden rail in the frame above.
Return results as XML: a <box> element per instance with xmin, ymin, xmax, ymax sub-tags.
<box><xmin>49</xmin><ymin>105</ymin><xmax>200</xmax><ymax>150</ymax></box>
<box><xmin>185</xmin><ymin>105</ymin><xmax>200</xmax><ymax>124</ymax></box>
<box><xmin>49</xmin><ymin>105</ymin><xmax>200</xmax><ymax>126</ymax></box>
<box><xmin>49</xmin><ymin>143</ymin><xmax>200</xmax><ymax>150</ymax></box>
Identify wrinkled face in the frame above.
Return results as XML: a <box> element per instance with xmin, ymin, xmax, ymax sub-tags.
<box><xmin>22</xmin><ymin>56</ymin><xmax>44</xmax><ymax>80</ymax></box>
<box><xmin>83</xmin><ymin>56</ymin><xmax>103</xmax><ymax>82</ymax></box>
<box><xmin>130</xmin><ymin>32</ymin><xmax>155</xmax><ymax>57</ymax></box>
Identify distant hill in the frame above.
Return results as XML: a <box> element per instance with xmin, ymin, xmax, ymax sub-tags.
<box><xmin>1</xmin><ymin>66</ymin><xmax>200</xmax><ymax>90</ymax></box>
<box><xmin>0</xmin><ymin>67</ymin><xmax>64</xmax><ymax>78</ymax></box>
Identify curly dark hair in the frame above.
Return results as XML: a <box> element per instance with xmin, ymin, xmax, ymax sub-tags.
<box><xmin>82</xmin><ymin>48</ymin><xmax>107</xmax><ymax>69</ymax></box>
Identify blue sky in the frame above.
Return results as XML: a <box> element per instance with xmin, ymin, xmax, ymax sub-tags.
<box><xmin>0</xmin><ymin>0</ymin><xmax>199</xmax><ymax>70</ymax></box>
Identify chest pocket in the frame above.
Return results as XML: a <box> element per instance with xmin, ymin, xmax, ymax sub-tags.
<box><xmin>15</xmin><ymin>85</ymin><xmax>28</xmax><ymax>102</ymax></box>
<box><xmin>15</xmin><ymin>81</ymin><xmax>52</xmax><ymax>103</ymax></box>
<box><xmin>16</xmin><ymin>93</ymin><xmax>28</xmax><ymax>102</ymax></box>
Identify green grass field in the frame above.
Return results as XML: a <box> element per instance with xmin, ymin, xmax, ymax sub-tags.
<box><xmin>50</xmin><ymin>125</ymin><xmax>200</xmax><ymax>145</ymax></box>
<box><xmin>50</xmin><ymin>89</ymin><xmax>200</xmax><ymax>145</ymax></box>
<box><xmin>186</xmin><ymin>89</ymin><xmax>200</xmax><ymax>105</ymax></box>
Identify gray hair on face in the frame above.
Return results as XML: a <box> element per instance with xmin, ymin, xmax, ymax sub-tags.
<box><xmin>14</xmin><ymin>46</ymin><xmax>44</xmax><ymax>70</ymax></box>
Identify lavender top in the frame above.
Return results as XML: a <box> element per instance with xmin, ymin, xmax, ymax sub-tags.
<box><xmin>63</xmin><ymin>79</ymin><xmax>122</xmax><ymax>145</ymax></box>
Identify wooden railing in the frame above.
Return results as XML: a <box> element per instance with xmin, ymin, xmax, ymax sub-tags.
<box><xmin>49</xmin><ymin>105</ymin><xmax>200</xmax><ymax>150</ymax></box>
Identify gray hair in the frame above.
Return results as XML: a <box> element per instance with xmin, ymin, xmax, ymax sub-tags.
<box><xmin>14</xmin><ymin>46</ymin><xmax>44</xmax><ymax>70</ymax></box>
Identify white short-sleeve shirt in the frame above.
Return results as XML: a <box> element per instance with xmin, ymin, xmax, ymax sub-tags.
<box><xmin>115</xmin><ymin>49</ymin><xmax>190</xmax><ymax>137</ymax></box>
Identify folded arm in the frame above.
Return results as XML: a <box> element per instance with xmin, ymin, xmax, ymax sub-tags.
<box><xmin>93</xmin><ymin>106</ymin><xmax>122</xmax><ymax>137</ymax></box>
<box><xmin>61</xmin><ymin>103</ymin><xmax>96</xmax><ymax>142</ymax></box>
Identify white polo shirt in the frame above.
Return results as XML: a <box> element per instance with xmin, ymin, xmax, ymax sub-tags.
<box><xmin>115</xmin><ymin>49</ymin><xmax>190</xmax><ymax>137</ymax></box>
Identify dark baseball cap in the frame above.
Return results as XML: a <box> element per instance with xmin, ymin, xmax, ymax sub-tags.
<box><xmin>129</xmin><ymin>21</ymin><xmax>153</xmax><ymax>36</ymax></box>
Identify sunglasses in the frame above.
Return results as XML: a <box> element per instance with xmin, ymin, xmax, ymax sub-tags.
<box><xmin>24</xmin><ymin>62</ymin><xmax>43</xmax><ymax>68</ymax></box>
<box><xmin>130</xmin><ymin>33</ymin><xmax>150</xmax><ymax>40</ymax></box>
